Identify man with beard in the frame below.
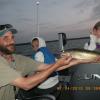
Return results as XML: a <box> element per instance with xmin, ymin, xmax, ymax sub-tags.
<box><xmin>0</xmin><ymin>24</ymin><xmax>84</xmax><ymax>100</ymax></box>
<box><xmin>84</xmin><ymin>21</ymin><xmax>100</xmax><ymax>52</ymax></box>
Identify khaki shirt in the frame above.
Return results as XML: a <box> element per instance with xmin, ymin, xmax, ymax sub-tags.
<box><xmin>0</xmin><ymin>54</ymin><xmax>41</xmax><ymax>100</ymax></box>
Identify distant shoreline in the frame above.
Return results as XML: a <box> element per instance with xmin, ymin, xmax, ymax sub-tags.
<box><xmin>15</xmin><ymin>36</ymin><xmax>89</xmax><ymax>46</ymax></box>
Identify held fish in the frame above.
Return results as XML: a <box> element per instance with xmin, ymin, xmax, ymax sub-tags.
<box><xmin>61</xmin><ymin>49</ymin><xmax>100</xmax><ymax>60</ymax></box>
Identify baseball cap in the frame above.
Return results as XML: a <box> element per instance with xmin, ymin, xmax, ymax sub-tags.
<box><xmin>0</xmin><ymin>24</ymin><xmax>17</xmax><ymax>36</ymax></box>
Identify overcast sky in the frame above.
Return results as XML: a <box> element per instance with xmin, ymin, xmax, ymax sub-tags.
<box><xmin>0</xmin><ymin>0</ymin><xmax>100</xmax><ymax>43</ymax></box>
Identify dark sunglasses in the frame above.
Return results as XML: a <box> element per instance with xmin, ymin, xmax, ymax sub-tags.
<box><xmin>0</xmin><ymin>24</ymin><xmax>13</xmax><ymax>31</ymax></box>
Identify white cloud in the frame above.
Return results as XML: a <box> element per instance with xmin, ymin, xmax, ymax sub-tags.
<box><xmin>0</xmin><ymin>0</ymin><xmax>99</xmax><ymax>43</ymax></box>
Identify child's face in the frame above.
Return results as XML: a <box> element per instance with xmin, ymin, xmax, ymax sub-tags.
<box><xmin>32</xmin><ymin>40</ymin><xmax>39</xmax><ymax>52</ymax></box>
<box><xmin>93</xmin><ymin>27</ymin><xmax>100</xmax><ymax>38</ymax></box>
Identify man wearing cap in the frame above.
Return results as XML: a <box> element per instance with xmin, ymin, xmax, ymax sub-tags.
<box><xmin>0</xmin><ymin>24</ymin><xmax>83</xmax><ymax>100</ymax></box>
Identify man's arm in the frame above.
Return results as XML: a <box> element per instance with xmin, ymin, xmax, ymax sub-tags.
<box><xmin>37</xmin><ymin>55</ymin><xmax>72</xmax><ymax>72</ymax></box>
<box><xmin>11</xmin><ymin>56</ymin><xmax>72</xmax><ymax>90</ymax></box>
<box><xmin>37</xmin><ymin>57</ymin><xmax>93</xmax><ymax>72</ymax></box>
<box><xmin>57</xmin><ymin>56</ymin><xmax>100</xmax><ymax>71</ymax></box>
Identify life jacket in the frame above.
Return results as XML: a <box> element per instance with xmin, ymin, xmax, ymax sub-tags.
<box><xmin>38</xmin><ymin>47</ymin><xmax>55</xmax><ymax>64</ymax></box>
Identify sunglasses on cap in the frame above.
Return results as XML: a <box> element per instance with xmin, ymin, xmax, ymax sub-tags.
<box><xmin>0</xmin><ymin>24</ymin><xmax>13</xmax><ymax>30</ymax></box>
<box><xmin>0</xmin><ymin>24</ymin><xmax>17</xmax><ymax>36</ymax></box>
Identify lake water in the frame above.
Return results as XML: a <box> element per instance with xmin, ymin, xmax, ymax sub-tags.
<box><xmin>15</xmin><ymin>37</ymin><xmax>89</xmax><ymax>57</ymax></box>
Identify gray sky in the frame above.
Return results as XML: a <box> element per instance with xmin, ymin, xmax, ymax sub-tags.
<box><xmin>0</xmin><ymin>0</ymin><xmax>100</xmax><ymax>43</ymax></box>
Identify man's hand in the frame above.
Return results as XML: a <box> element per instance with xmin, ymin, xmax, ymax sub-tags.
<box><xmin>57</xmin><ymin>58</ymin><xmax>80</xmax><ymax>71</ymax></box>
<box><xmin>55</xmin><ymin>55</ymin><xmax>72</xmax><ymax>68</ymax></box>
